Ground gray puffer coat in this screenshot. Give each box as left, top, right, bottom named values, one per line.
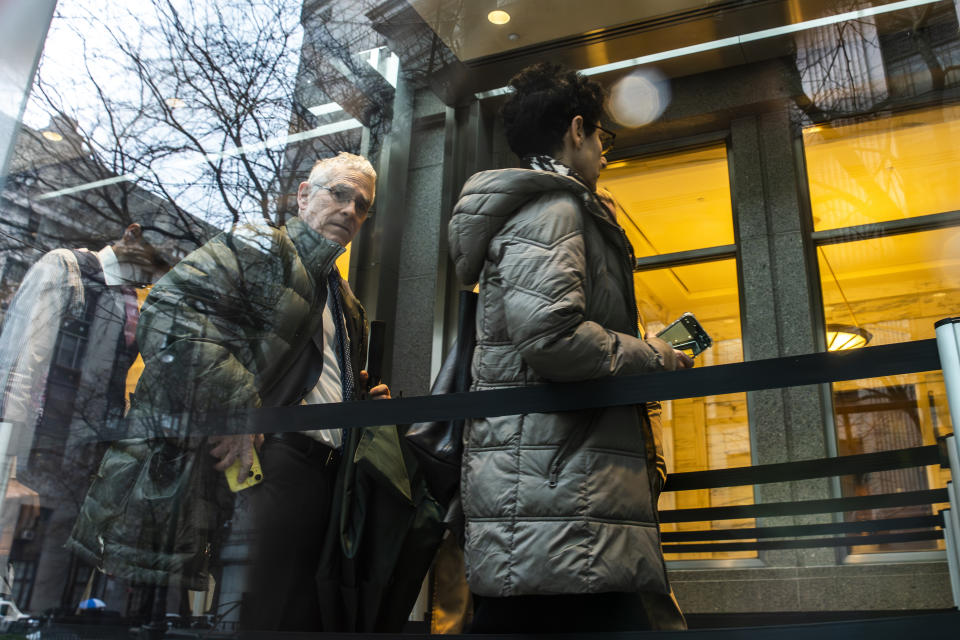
left=448, top=168, right=678, bottom=597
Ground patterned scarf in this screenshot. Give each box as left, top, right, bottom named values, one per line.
left=524, top=154, right=590, bottom=188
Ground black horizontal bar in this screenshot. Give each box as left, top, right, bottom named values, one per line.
left=658, top=489, right=948, bottom=523
left=663, top=445, right=941, bottom=492
left=662, top=529, right=944, bottom=553
left=221, top=338, right=940, bottom=438
left=634, top=243, right=737, bottom=270
left=812, top=209, right=960, bottom=246
left=660, top=514, right=944, bottom=542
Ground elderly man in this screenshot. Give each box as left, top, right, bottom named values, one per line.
left=70, top=152, right=388, bottom=632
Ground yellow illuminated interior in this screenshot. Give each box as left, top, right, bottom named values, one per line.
left=336, top=242, right=351, bottom=280
left=608, top=146, right=750, bottom=560
left=818, top=231, right=955, bottom=553
left=804, top=104, right=960, bottom=231
left=601, top=144, right=734, bottom=258
left=124, top=287, right=151, bottom=407
left=634, top=257, right=753, bottom=560
left=807, top=107, right=960, bottom=553
left=818, top=224, right=960, bottom=345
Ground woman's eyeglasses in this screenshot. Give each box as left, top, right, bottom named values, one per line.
left=596, top=125, right=616, bottom=156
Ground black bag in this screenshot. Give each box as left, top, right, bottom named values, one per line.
left=404, top=290, right=477, bottom=507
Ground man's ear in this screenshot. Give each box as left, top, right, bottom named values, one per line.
left=296, top=181, right=312, bottom=211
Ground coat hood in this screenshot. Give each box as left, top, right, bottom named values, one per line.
left=448, top=168, right=594, bottom=285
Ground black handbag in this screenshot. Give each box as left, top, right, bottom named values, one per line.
left=404, top=290, right=477, bottom=507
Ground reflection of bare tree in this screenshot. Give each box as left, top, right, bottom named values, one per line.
left=13, top=0, right=397, bottom=243
left=2, top=0, right=406, bottom=615
left=788, top=1, right=960, bottom=124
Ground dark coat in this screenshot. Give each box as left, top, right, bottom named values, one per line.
left=318, top=424, right=444, bottom=632
left=66, top=217, right=364, bottom=589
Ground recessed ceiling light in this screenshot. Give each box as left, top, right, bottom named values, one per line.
left=165, top=97, right=186, bottom=109
left=41, top=130, right=63, bottom=142
left=488, top=10, right=510, bottom=25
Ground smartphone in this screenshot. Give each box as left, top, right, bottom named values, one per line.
left=366, top=320, right=386, bottom=390
left=224, top=448, right=264, bottom=492
left=656, top=312, right=713, bottom=356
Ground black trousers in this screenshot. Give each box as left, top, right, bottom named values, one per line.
left=239, top=434, right=340, bottom=633
left=470, top=592, right=652, bottom=633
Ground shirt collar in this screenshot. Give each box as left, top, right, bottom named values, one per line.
left=96, top=246, right=123, bottom=286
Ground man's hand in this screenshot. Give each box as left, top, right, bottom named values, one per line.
left=358, top=370, right=391, bottom=399
left=209, top=433, right=264, bottom=484
left=674, top=349, right=695, bottom=369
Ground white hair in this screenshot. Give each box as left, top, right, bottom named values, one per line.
left=307, top=152, right=377, bottom=201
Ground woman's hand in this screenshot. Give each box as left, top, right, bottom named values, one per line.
left=674, top=350, right=695, bottom=369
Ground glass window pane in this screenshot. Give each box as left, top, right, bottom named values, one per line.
left=819, top=228, right=956, bottom=553
left=634, top=259, right=752, bottom=560
left=818, top=228, right=960, bottom=346
left=804, top=104, right=960, bottom=231
left=600, top=144, right=734, bottom=257
left=832, top=373, right=951, bottom=554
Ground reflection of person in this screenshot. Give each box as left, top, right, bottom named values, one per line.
left=0, top=223, right=167, bottom=482
left=448, top=62, right=692, bottom=633
left=127, top=152, right=388, bottom=632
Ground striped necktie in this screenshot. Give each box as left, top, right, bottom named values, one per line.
left=327, top=269, right=355, bottom=403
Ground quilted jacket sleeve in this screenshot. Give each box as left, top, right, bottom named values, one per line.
left=129, top=228, right=288, bottom=436
left=494, top=194, right=677, bottom=382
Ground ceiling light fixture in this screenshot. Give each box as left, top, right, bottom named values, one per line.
left=488, top=10, right=510, bottom=25
left=820, top=247, right=872, bottom=352
left=826, top=324, right=873, bottom=351
left=41, top=130, right=63, bottom=142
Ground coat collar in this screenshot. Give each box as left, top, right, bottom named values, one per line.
left=285, top=216, right=344, bottom=282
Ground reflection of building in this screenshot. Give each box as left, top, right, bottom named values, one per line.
left=0, top=116, right=216, bottom=615
left=4, top=0, right=960, bottom=627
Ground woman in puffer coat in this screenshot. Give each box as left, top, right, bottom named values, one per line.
left=447, top=63, right=693, bottom=632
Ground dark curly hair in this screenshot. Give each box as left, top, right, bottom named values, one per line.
left=501, top=62, right=607, bottom=159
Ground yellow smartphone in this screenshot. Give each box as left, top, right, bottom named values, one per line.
left=224, top=448, right=264, bottom=492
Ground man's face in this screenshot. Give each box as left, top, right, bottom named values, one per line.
left=297, top=167, right=375, bottom=247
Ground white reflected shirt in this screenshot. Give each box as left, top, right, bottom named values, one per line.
left=301, top=294, right=344, bottom=449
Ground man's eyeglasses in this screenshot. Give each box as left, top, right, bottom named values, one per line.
left=314, top=183, right=372, bottom=216
left=596, top=125, right=616, bottom=156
